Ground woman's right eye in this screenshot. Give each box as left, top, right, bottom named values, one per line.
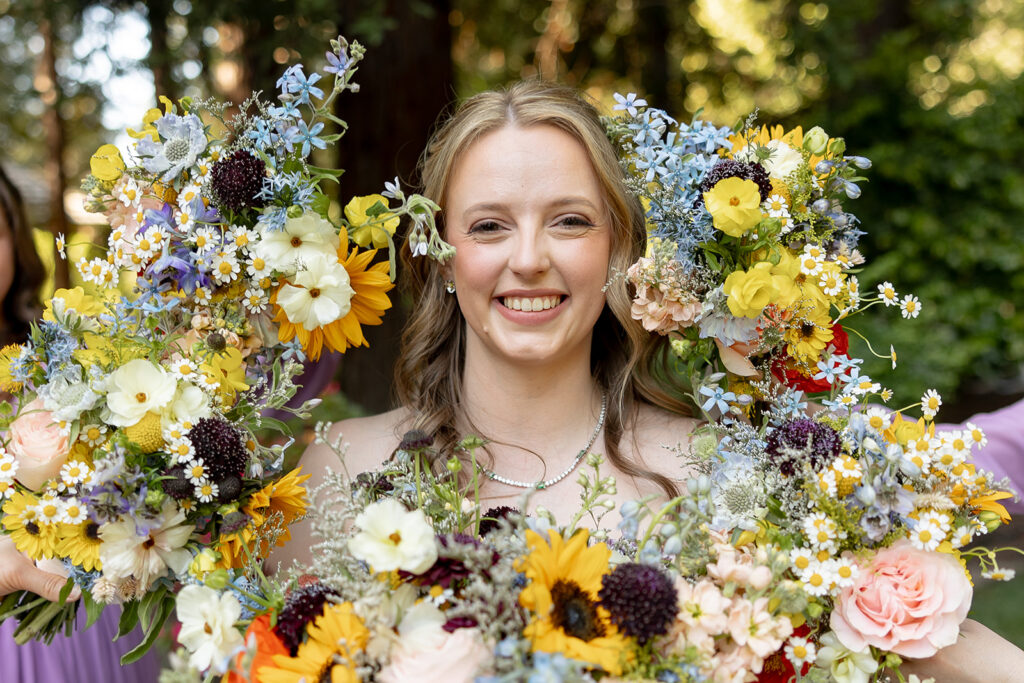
left=467, top=220, right=503, bottom=235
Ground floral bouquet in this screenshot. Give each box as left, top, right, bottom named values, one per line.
left=0, top=36, right=443, bottom=661
left=608, top=94, right=915, bottom=416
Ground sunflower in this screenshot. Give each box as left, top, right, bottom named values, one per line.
left=272, top=240, right=394, bottom=361
left=215, top=468, right=310, bottom=569
left=2, top=491, right=59, bottom=560
left=257, top=602, right=368, bottom=683
left=784, top=312, right=834, bottom=365
left=517, top=529, right=631, bottom=675
left=56, top=520, right=103, bottom=572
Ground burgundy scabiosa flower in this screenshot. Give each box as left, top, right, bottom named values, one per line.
left=478, top=505, right=520, bottom=536
left=210, top=149, right=267, bottom=212
left=274, top=582, right=340, bottom=655
left=765, top=418, right=841, bottom=476
left=188, top=417, right=248, bottom=484
left=598, top=562, right=678, bottom=643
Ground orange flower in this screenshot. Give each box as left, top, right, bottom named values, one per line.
left=225, top=614, right=288, bottom=683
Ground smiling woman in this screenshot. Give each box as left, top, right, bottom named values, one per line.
left=285, top=82, right=699, bottom=549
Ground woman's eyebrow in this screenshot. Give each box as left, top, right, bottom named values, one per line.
left=463, top=196, right=599, bottom=217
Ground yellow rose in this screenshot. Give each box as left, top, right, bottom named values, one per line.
left=724, top=261, right=776, bottom=318
left=344, top=194, right=399, bottom=249
left=90, top=144, right=125, bottom=182
left=703, top=177, right=762, bottom=238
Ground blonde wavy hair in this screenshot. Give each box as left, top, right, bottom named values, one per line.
left=394, top=81, right=690, bottom=496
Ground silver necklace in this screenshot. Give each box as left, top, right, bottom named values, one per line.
left=482, top=392, right=607, bottom=490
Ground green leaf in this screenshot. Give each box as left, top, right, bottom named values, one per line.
left=82, top=588, right=105, bottom=629
left=116, top=598, right=140, bottom=640
left=364, top=200, right=388, bottom=218
left=120, top=597, right=174, bottom=665
left=310, top=192, right=331, bottom=218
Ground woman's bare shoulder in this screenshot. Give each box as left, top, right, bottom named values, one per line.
left=299, top=407, right=413, bottom=482
left=631, top=402, right=702, bottom=479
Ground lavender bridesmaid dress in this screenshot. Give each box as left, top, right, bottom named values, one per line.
left=0, top=606, right=161, bottom=682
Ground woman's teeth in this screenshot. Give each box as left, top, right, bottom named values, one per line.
left=502, top=295, right=561, bottom=311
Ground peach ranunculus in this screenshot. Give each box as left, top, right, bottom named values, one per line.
left=830, top=540, right=972, bottom=658
left=7, top=398, right=71, bottom=490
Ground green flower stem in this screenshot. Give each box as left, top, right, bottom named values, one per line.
left=635, top=496, right=686, bottom=560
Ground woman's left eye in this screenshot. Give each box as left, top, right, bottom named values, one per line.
left=555, top=215, right=593, bottom=228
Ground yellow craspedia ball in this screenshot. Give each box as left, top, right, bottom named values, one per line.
left=124, top=412, right=165, bottom=453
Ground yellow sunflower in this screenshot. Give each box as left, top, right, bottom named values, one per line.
left=272, top=243, right=394, bottom=361
left=517, top=529, right=631, bottom=675
left=784, top=311, right=834, bottom=365
left=215, top=468, right=310, bottom=569
left=257, top=602, right=368, bottom=683
left=56, top=521, right=103, bottom=572
left=2, top=491, right=59, bottom=560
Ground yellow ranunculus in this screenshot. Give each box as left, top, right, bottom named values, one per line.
left=202, top=347, right=249, bottom=401
left=769, top=250, right=802, bottom=310
left=723, top=261, right=776, bottom=318
left=90, top=144, right=125, bottom=182
left=344, top=194, right=400, bottom=249
left=703, top=177, right=762, bottom=238
left=44, top=287, right=106, bottom=321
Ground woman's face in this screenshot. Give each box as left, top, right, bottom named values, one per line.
left=444, top=124, right=613, bottom=368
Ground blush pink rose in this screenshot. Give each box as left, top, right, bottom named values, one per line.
left=377, top=628, right=490, bottom=683
left=7, top=399, right=71, bottom=490
left=830, top=539, right=972, bottom=658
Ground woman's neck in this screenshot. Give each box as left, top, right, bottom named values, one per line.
left=459, top=340, right=602, bottom=462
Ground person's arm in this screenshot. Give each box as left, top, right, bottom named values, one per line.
left=898, top=618, right=1024, bottom=682
left=0, top=536, right=80, bottom=601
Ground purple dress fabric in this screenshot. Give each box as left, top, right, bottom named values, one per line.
left=939, top=398, right=1024, bottom=514
left=0, top=606, right=161, bottom=682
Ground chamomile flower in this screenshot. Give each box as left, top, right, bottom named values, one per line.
left=176, top=204, right=198, bottom=232
left=0, top=453, right=19, bottom=482
left=789, top=547, right=815, bottom=573
left=904, top=440, right=933, bottom=475
left=118, top=179, right=141, bottom=207
left=778, top=214, right=795, bottom=234
left=192, top=227, right=217, bottom=254
left=194, top=287, right=213, bottom=306
left=59, top=461, right=92, bottom=487
left=880, top=387, right=894, bottom=402
left=946, top=431, right=972, bottom=461
left=167, top=438, right=195, bottom=464
left=900, top=294, right=921, bottom=319
left=803, top=243, right=826, bottom=260
left=195, top=481, right=219, bottom=503
left=242, top=288, right=269, bottom=314
left=845, top=275, right=860, bottom=306
left=982, top=567, right=1016, bottom=581
left=60, top=498, right=88, bottom=525
left=36, top=496, right=63, bottom=526
left=246, top=255, right=270, bottom=279
left=133, top=231, right=160, bottom=260
left=211, top=250, right=241, bottom=285
left=804, top=512, right=841, bottom=552
left=81, top=258, right=110, bottom=285
left=863, top=406, right=890, bottom=433
left=228, top=225, right=256, bottom=251
left=764, top=194, right=789, bottom=215
left=921, top=389, right=942, bottom=420
left=784, top=636, right=817, bottom=669
left=837, top=393, right=859, bottom=410
left=171, top=358, right=199, bottom=381
left=799, top=253, right=824, bottom=277
left=177, top=183, right=203, bottom=208
left=951, top=525, right=975, bottom=549
left=819, top=269, right=844, bottom=296
left=163, top=422, right=191, bottom=442
left=817, top=469, right=839, bottom=497
left=877, top=281, right=899, bottom=306
left=965, top=422, right=987, bottom=449
left=79, top=423, right=108, bottom=447
left=185, top=459, right=209, bottom=485
left=848, top=375, right=880, bottom=395
left=799, top=560, right=834, bottom=597
left=55, top=233, right=67, bottom=260
left=831, top=556, right=859, bottom=590
left=909, top=517, right=945, bottom=551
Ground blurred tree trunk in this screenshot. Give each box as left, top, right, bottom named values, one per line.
left=337, top=0, right=454, bottom=412
left=37, top=16, right=70, bottom=290
left=636, top=0, right=669, bottom=109
left=146, top=0, right=178, bottom=101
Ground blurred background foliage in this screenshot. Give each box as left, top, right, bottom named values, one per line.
left=1, top=0, right=1021, bottom=416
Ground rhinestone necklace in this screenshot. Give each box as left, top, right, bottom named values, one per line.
left=482, top=392, right=607, bottom=490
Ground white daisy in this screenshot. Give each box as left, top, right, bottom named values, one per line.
left=167, top=438, right=195, bottom=464
left=192, top=226, right=218, bottom=254
left=819, top=269, right=843, bottom=296
left=799, top=253, right=824, bottom=277
left=194, top=481, right=219, bottom=503
left=118, top=179, right=141, bottom=207
left=177, top=183, right=203, bottom=208
left=55, top=233, right=67, bottom=260
left=900, top=294, right=921, bottom=319
left=60, top=460, right=92, bottom=487
left=246, top=254, right=271, bottom=279
left=799, top=560, right=834, bottom=597
left=789, top=546, right=815, bottom=574
left=185, top=459, right=208, bottom=485
left=242, top=287, right=269, bottom=314
left=228, top=225, right=256, bottom=251
left=211, top=250, right=241, bottom=285
left=877, top=281, right=899, bottom=306
left=60, top=498, right=88, bottom=525
left=951, top=524, right=975, bottom=549
left=965, top=422, right=988, bottom=449
left=176, top=204, right=198, bottom=233
left=79, top=423, right=108, bottom=447
left=982, top=568, right=1016, bottom=581
left=784, top=636, right=817, bottom=669
left=921, top=389, right=942, bottom=420
left=908, top=517, right=944, bottom=551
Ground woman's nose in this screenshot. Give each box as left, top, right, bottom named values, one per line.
left=508, top=228, right=551, bottom=276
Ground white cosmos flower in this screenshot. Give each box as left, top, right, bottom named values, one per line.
left=255, top=209, right=339, bottom=275
left=98, top=499, right=194, bottom=590
left=176, top=584, right=245, bottom=674
left=348, top=498, right=438, bottom=574
left=104, top=359, right=178, bottom=427
left=736, top=139, right=805, bottom=179
left=275, top=252, right=355, bottom=329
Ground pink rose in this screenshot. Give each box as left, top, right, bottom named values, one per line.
left=7, top=399, right=70, bottom=490
left=378, top=628, right=490, bottom=683
left=830, top=539, right=972, bottom=658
